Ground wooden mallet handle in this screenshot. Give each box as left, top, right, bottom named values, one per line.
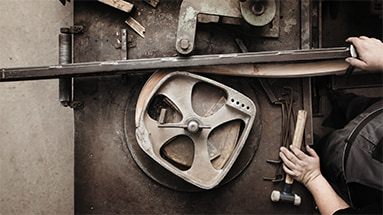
left=285, top=110, right=308, bottom=184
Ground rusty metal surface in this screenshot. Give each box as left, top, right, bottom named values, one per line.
left=74, top=74, right=314, bottom=214
left=73, top=0, right=302, bottom=60
left=175, top=0, right=242, bottom=54
left=176, top=0, right=281, bottom=54
left=73, top=0, right=315, bottom=214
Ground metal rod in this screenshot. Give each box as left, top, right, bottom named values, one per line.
left=300, top=0, right=314, bottom=146
left=59, top=33, right=72, bottom=107
left=1, top=47, right=351, bottom=82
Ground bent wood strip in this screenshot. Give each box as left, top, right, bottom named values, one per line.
left=135, top=60, right=350, bottom=127
left=188, top=59, right=349, bottom=78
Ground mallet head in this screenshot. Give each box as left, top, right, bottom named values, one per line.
left=271, top=190, right=301, bottom=206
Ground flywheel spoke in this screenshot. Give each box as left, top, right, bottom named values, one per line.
left=143, top=116, right=186, bottom=153
left=203, top=105, right=247, bottom=130
left=157, top=77, right=197, bottom=118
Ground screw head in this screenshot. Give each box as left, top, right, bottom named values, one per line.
left=180, top=39, right=189, bottom=50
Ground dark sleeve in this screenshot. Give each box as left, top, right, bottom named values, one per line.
left=334, top=201, right=382, bottom=215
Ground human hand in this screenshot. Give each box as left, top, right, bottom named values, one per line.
left=279, top=145, right=321, bottom=188
left=345, top=36, right=383, bottom=72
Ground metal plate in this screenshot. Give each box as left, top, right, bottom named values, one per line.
left=74, top=1, right=315, bottom=213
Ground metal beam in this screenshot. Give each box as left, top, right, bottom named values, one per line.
left=1, top=47, right=351, bottom=82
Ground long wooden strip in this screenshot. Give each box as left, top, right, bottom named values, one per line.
left=187, top=59, right=350, bottom=78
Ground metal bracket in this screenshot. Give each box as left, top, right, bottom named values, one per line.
left=59, top=25, right=84, bottom=108
left=176, top=0, right=280, bottom=55
left=176, top=0, right=242, bottom=55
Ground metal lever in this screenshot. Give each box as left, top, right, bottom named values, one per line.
left=1, top=46, right=353, bottom=82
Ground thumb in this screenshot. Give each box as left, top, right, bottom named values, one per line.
left=345, top=57, right=367, bottom=70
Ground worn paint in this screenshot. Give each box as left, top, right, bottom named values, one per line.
left=283, top=17, right=297, bottom=34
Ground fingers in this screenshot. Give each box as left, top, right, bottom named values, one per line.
left=346, top=36, right=381, bottom=51
left=359, top=36, right=370, bottom=40
left=345, top=36, right=383, bottom=71
left=345, top=36, right=358, bottom=44
left=280, top=145, right=306, bottom=164
left=282, top=164, right=296, bottom=177
left=279, top=147, right=297, bottom=169
left=345, top=36, right=371, bottom=51
left=346, top=36, right=366, bottom=47
left=289, top=145, right=308, bottom=160
left=346, top=36, right=371, bottom=44
left=345, top=57, right=367, bottom=69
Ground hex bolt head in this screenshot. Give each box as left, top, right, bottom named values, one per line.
left=180, top=39, right=190, bottom=50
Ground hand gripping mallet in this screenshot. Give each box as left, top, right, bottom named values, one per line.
left=270, top=110, right=308, bottom=206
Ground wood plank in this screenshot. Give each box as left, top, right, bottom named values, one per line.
left=187, top=59, right=349, bottom=78
left=98, top=0, right=134, bottom=13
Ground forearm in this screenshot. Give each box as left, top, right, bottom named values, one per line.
left=306, top=175, right=349, bottom=215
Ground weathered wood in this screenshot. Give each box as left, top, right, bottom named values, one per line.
left=98, top=0, right=134, bottom=13
left=125, top=17, right=145, bottom=38
left=187, top=59, right=349, bottom=78
left=285, top=110, right=307, bottom=184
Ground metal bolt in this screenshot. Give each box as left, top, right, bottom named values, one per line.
left=187, top=120, right=199, bottom=133
left=180, top=39, right=189, bottom=50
